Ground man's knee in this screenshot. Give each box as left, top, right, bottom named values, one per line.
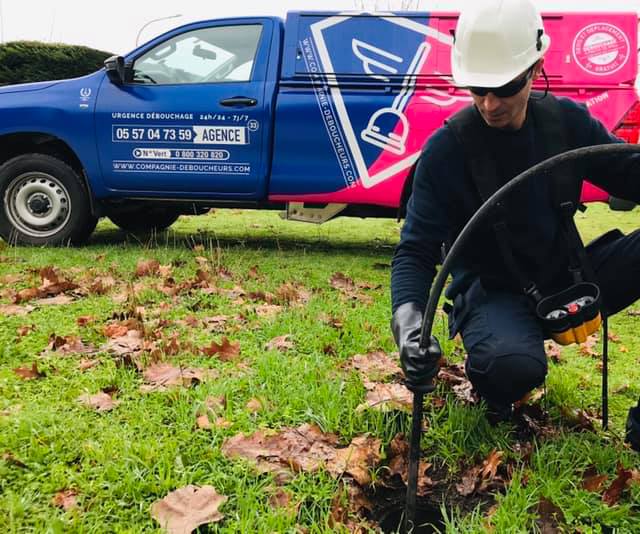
left=466, top=346, right=547, bottom=404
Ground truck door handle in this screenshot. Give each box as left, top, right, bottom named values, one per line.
left=219, top=97, right=257, bottom=107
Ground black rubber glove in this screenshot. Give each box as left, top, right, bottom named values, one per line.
left=391, top=302, right=441, bottom=392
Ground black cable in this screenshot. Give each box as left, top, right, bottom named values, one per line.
left=419, top=143, right=640, bottom=348
left=603, top=315, right=609, bottom=430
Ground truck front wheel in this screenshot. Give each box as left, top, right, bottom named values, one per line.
left=108, top=208, right=181, bottom=233
left=0, top=154, right=97, bottom=245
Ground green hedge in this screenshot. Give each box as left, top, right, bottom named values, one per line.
left=0, top=41, right=113, bottom=85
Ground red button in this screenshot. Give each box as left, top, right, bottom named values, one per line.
left=567, top=303, right=579, bottom=314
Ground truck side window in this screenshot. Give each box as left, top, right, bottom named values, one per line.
left=132, top=24, right=262, bottom=85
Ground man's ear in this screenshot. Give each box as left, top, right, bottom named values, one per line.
left=533, top=58, right=545, bottom=80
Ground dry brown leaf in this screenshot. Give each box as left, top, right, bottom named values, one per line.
left=12, top=287, right=40, bottom=304
left=0, top=304, right=34, bottom=316
left=561, top=407, right=600, bottom=432
left=331, top=436, right=381, bottom=485
left=329, top=482, right=376, bottom=533
left=579, top=335, right=600, bottom=357
left=456, top=465, right=482, bottom=496
left=135, top=259, right=160, bottom=277
left=349, top=351, right=401, bottom=381
left=88, top=276, right=116, bottom=295
left=536, top=497, right=565, bottom=533
left=202, top=315, right=229, bottom=332
left=13, top=362, right=44, bottom=380
left=2, top=451, right=27, bottom=468
left=246, top=398, right=263, bottom=413
left=46, top=334, right=96, bottom=356
left=456, top=449, right=505, bottom=496
left=385, top=433, right=433, bottom=496
left=254, top=304, right=283, bottom=318
left=215, top=417, right=232, bottom=429
left=0, top=273, right=23, bottom=285
left=265, top=335, right=294, bottom=352
left=481, top=449, right=504, bottom=480
left=78, top=359, right=101, bottom=372
left=201, top=337, right=240, bottom=361
left=582, top=470, right=608, bottom=493
left=607, top=331, right=621, bottom=342
left=269, top=488, right=296, bottom=510
left=453, top=380, right=479, bottom=405
left=33, top=294, right=75, bottom=306
left=52, top=489, right=78, bottom=511
left=141, top=363, right=217, bottom=392
left=104, top=323, right=130, bottom=338
left=76, top=315, right=96, bottom=327
left=602, top=463, right=634, bottom=506
left=101, top=330, right=144, bottom=356
left=545, top=341, right=564, bottom=363
left=16, top=324, right=35, bottom=337
left=437, top=361, right=467, bottom=385
left=275, top=282, right=311, bottom=306
left=328, top=272, right=373, bottom=303
left=247, top=265, right=260, bottom=279
left=357, top=382, right=412, bottom=412
left=205, top=395, right=226, bottom=413
left=613, top=383, right=630, bottom=394
left=329, top=272, right=356, bottom=292
left=196, top=414, right=211, bottom=430
left=151, top=485, right=227, bottom=534
left=78, top=391, right=119, bottom=412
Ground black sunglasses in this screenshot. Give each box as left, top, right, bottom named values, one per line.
left=469, top=65, right=535, bottom=98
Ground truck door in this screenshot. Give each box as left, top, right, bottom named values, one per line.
left=94, top=19, right=274, bottom=197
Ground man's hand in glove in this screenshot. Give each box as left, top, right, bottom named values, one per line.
left=391, top=302, right=442, bottom=392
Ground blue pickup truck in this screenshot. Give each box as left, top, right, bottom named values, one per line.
left=0, top=11, right=638, bottom=244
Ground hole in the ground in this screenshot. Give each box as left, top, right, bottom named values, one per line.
left=378, top=504, right=445, bottom=534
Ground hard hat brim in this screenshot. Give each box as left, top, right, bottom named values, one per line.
left=452, top=35, right=550, bottom=88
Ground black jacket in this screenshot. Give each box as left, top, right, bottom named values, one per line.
left=391, top=96, right=640, bottom=312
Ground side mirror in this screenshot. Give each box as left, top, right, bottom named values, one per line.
left=104, top=55, right=127, bottom=84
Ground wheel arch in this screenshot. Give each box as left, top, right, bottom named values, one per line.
left=0, top=132, right=98, bottom=215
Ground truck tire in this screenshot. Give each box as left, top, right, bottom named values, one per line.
left=108, top=208, right=181, bottom=233
left=0, top=154, right=97, bottom=245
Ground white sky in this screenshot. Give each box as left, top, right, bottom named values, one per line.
left=1, top=0, right=639, bottom=54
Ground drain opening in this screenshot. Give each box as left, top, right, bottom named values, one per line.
left=378, top=504, right=445, bottom=534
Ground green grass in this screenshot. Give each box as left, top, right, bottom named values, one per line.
left=0, top=204, right=639, bottom=533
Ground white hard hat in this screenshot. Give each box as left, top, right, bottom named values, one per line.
left=451, top=0, right=551, bottom=88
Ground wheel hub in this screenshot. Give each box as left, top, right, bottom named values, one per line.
left=27, top=193, right=52, bottom=215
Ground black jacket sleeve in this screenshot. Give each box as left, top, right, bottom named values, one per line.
left=565, top=99, right=640, bottom=203
left=391, top=129, right=454, bottom=313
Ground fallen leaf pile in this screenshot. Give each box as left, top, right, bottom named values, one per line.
left=222, top=423, right=381, bottom=485
left=10, top=266, right=78, bottom=304
left=329, top=272, right=379, bottom=304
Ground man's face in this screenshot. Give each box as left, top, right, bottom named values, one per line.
left=470, top=61, right=543, bottom=131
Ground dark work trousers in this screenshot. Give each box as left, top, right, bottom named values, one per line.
left=448, top=228, right=640, bottom=406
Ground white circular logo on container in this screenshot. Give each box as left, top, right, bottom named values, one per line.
left=573, top=23, right=630, bottom=76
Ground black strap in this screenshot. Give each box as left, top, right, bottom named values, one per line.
left=559, top=201, right=598, bottom=283
left=446, top=93, right=592, bottom=298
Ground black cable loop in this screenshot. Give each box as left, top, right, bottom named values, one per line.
left=418, top=143, right=640, bottom=348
